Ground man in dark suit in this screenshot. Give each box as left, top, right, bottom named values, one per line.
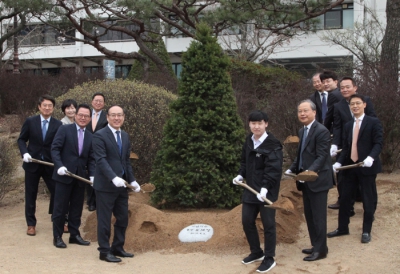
left=309, top=73, right=327, bottom=124
left=17, top=95, right=62, bottom=236
left=285, top=99, right=333, bottom=261
left=86, top=92, right=108, bottom=212
left=320, top=70, right=344, bottom=131
left=328, top=77, right=376, bottom=209
left=92, top=105, right=141, bottom=263
left=329, top=94, right=383, bottom=244
left=51, top=104, right=95, bottom=248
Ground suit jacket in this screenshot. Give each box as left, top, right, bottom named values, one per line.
left=323, top=87, right=343, bottom=131
left=51, top=124, right=95, bottom=185
left=92, top=126, right=135, bottom=192
left=17, top=115, right=62, bottom=173
left=337, top=115, right=383, bottom=175
left=309, top=91, right=323, bottom=124
left=332, top=96, right=376, bottom=148
left=86, top=110, right=108, bottom=133
left=290, top=121, right=333, bottom=192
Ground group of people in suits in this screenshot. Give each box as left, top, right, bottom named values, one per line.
left=17, top=93, right=140, bottom=263
left=233, top=71, right=383, bottom=273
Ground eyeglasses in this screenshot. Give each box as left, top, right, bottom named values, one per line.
left=108, top=113, right=124, bottom=118
left=76, top=113, right=90, bottom=119
left=93, top=100, right=104, bottom=103
left=350, top=101, right=363, bottom=106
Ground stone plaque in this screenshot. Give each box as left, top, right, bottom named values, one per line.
left=178, top=224, right=214, bottom=243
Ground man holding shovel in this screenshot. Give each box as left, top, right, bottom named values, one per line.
left=51, top=104, right=95, bottom=248
left=328, top=94, right=383, bottom=243
left=232, top=110, right=283, bottom=273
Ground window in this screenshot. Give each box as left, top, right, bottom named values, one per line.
left=11, top=25, right=75, bottom=46
left=171, top=63, right=182, bottom=78
left=115, top=65, right=132, bottom=79
left=315, top=4, right=354, bottom=30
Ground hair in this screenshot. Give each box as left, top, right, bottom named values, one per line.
left=298, top=99, right=316, bottom=111
left=61, top=99, right=78, bottom=114
left=319, top=70, right=338, bottom=81
left=248, top=110, right=269, bottom=122
left=349, top=94, right=365, bottom=103
left=312, top=72, right=321, bottom=79
left=92, top=92, right=105, bottom=102
left=107, top=105, right=125, bottom=115
left=340, top=76, right=357, bottom=87
left=76, top=103, right=92, bottom=117
left=38, top=94, right=55, bottom=107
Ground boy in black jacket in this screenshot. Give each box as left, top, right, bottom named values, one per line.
left=233, top=110, right=283, bottom=273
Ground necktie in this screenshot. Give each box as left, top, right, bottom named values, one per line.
left=78, top=128, right=84, bottom=155
left=299, top=126, right=308, bottom=169
left=351, top=119, right=360, bottom=162
left=321, top=93, right=327, bottom=121
left=42, top=120, right=48, bottom=141
left=92, top=112, right=99, bottom=131
left=116, top=131, right=122, bottom=156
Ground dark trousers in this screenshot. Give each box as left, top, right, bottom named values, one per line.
left=242, top=202, right=276, bottom=257
left=338, top=168, right=377, bottom=233
left=52, top=179, right=85, bottom=238
left=95, top=189, right=129, bottom=254
left=337, top=171, right=358, bottom=209
left=302, top=184, right=328, bottom=254
left=25, top=167, right=55, bottom=226
left=86, top=184, right=96, bottom=207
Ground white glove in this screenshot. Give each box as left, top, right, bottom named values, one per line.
left=57, top=166, right=68, bottom=176
left=23, top=153, right=32, bottom=163
left=233, top=175, right=243, bottom=185
left=362, top=156, right=374, bottom=167
left=284, top=169, right=293, bottom=175
left=130, top=181, right=141, bottom=193
left=112, top=177, right=126, bottom=188
left=332, top=162, right=342, bottom=173
left=90, top=176, right=94, bottom=186
left=257, top=188, right=268, bottom=202
left=330, top=145, right=338, bottom=157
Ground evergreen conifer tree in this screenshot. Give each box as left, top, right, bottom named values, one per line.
left=150, top=23, right=245, bottom=208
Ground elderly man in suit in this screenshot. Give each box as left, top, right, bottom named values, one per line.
left=51, top=104, right=96, bottom=248
left=328, top=77, right=376, bottom=210
left=285, top=99, right=333, bottom=261
left=309, top=73, right=328, bottom=124
left=329, top=94, right=383, bottom=244
left=17, top=95, right=62, bottom=236
left=86, top=92, right=108, bottom=212
left=92, top=105, right=141, bottom=263
left=320, top=70, right=344, bottom=131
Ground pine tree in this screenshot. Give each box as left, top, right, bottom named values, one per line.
left=150, top=23, right=245, bottom=208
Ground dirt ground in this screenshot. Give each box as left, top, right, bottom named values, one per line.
left=1, top=115, right=399, bottom=274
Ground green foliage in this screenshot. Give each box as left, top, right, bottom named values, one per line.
left=0, top=137, right=19, bottom=201
left=53, top=79, right=177, bottom=183
left=127, top=33, right=178, bottom=92
left=150, top=23, right=245, bottom=208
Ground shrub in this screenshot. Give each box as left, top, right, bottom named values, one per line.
left=0, top=137, right=19, bottom=201
left=53, top=79, right=177, bottom=183
left=150, top=23, right=245, bottom=208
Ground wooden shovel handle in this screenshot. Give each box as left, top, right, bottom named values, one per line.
left=234, top=180, right=273, bottom=205
left=336, top=162, right=364, bottom=171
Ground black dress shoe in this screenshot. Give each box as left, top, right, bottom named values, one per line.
left=88, top=205, right=96, bottom=211
left=99, top=252, right=121, bottom=263
left=303, top=252, right=327, bottom=261
left=361, top=233, right=371, bottom=243
left=302, top=248, right=313, bottom=255
left=112, top=250, right=134, bottom=258
left=327, top=229, right=349, bottom=238
left=328, top=201, right=340, bottom=209
left=54, top=237, right=67, bottom=248
left=69, top=235, right=90, bottom=246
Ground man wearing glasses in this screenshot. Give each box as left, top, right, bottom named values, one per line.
left=86, top=92, right=108, bottom=211
left=51, top=104, right=95, bottom=248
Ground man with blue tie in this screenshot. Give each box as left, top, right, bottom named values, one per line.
left=92, top=105, right=141, bottom=262
left=309, top=73, right=328, bottom=124
left=17, top=95, right=62, bottom=236
left=51, top=104, right=95, bottom=248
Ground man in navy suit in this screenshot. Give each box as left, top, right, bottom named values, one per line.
left=320, top=70, right=344, bottom=131
left=328, top=94, right=383, bottom=244
left=309, top=73, right=327, bottom=124
left=92, top=105, right=140, bottom=263
left=86, top=92, right=108, bottom=212
left=17, top=95, right=62, bottom=236
left=51, top=104, right=95, bottom=248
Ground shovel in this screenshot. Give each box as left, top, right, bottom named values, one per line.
left=234, top=180, right=290, bottom=211
left=335, top=162, right=364, bottom=171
